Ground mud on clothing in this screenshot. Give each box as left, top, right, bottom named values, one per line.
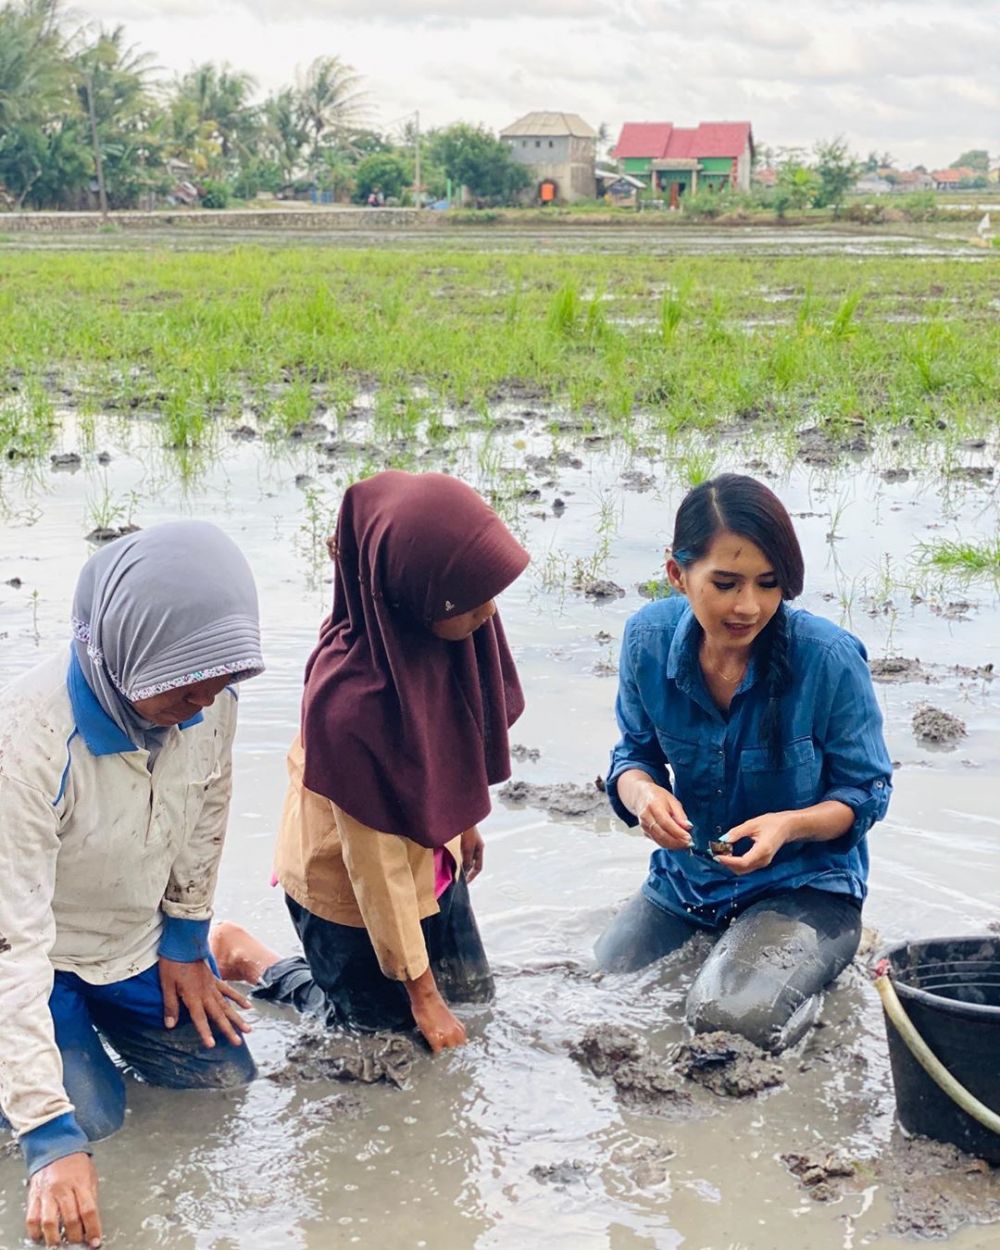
left=255, top=876, right=494, bottom=1032
left=274, top=737, right=466, bottom=983
left=0, top=650, right=246, bottom=1172
left=266, top=737, right=494, bottom=1027
left=606, top=598, right=893, bottom=923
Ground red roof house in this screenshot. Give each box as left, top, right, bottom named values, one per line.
left=612, top=121, right=755, bottom=197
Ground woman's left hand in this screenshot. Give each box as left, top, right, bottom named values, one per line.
left=713, top=812, right=794, bottom=876
left=158, top=957, right=252, bottom=1048
left=460, top=826, right=485, bottom=882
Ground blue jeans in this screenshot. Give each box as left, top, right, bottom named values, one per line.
left=2, top=963, right=256, bottom=1148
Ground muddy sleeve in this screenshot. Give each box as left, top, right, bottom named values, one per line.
left=161, top=697, right=237, bottom=952
left=0, top=773, right=82, bottom=1142
left=335, top=807, right=430, bottom=983
left=816, top=635, right=893, bottom=845
left=606, top=620, right=672, bottom=825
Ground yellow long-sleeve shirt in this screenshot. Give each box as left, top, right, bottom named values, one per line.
left=273, top=737, right=460, bottom=983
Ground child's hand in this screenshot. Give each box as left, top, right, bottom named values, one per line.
left=460, top=826, right=485, bottom=881
left=405, top=968, right=467, bottom=1052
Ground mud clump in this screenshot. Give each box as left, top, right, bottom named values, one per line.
left=575, top=577, right=626, bottom=602
left=671, top=1032, right=784, bottom=1097
left=946, top=465, right=994, bottom=483
left=881, top=467, right=911, bottom=483
left=570, top=1024, right=644, bottom=1077
left=499, top=778, right=607, bottom=818
left=620, top=468, right=655, bottom=492
left=781, top=1150, right=856, bottom=1202
left=611, top=1059, right=693, bottom=1113
left=509, top=744, right=541, bottom=763
left=272, top=1027, right=416, bottom=1089
left=86, top=523, right=141, bottom=545
left=608, top=1140, right=674, bottom=1188
left=796, top=421, right=870, bottom=466
left=870, top=655, right=930, bottom=684
left=529, top=1160, right=593, bottom=1186
left=912, top=703, right=967, bottom=746
left=230, top=424, right=257, bottom=441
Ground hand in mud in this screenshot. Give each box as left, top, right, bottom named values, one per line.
left=714, top=812, right=793, bottom=875
left=405, top=968, right=467, bottom=1053
left=461, top=826, right=484, bottom=882
left=634, top=783, right=693, bottom=851
left=26, top=1152, right=102, bottom=1248
left=158, top=956, right=252, bottom=1048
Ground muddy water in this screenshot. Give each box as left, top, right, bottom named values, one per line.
left=1, top=409, right=999, bottom=1249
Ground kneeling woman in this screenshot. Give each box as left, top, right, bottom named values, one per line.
left=596, top=474, right=892, bottom=1052
left=215, top=471, right=530, bottom=1053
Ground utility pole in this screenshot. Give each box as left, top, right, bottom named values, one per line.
left=414, top=109, right=421, bottom=210
left=84, top=72, right=109, bottom=221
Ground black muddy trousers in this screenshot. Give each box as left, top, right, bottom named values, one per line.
left=252, top=875, right=494, bottom=1032
left=594, top=887, right=862, bottom=1052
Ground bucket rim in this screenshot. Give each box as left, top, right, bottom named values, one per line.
left=880, top=935, right=1000, bottom=1024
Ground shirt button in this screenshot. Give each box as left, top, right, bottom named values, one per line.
left=715, top=825, right=723, bottom=834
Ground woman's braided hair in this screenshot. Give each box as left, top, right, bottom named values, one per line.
left=672, top=474, right=804, bottom=767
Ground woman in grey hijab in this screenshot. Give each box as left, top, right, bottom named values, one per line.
left=0, top=521, right=264, bottom=1250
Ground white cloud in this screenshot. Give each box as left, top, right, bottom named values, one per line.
left=65, top=1, right=1000, bottom=167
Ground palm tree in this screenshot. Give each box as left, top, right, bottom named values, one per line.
left=262, top=87, right=307, bottom=183
left=170, top=62, right=257, bottom=168
left=295, top=55, right=366, bottom=157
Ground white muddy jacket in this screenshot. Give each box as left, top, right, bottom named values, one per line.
left=0, top=649, right=237, bottom=1138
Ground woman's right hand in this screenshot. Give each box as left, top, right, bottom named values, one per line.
left=404, top=968, right=467, bottom=1052
left=631, top=780, right=693, bottom=851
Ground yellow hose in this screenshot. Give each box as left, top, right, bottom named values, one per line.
left=875, top=973, right=1000, bottom=1136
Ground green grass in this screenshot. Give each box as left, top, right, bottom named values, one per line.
left=0, top=245, right=997, bottom=460
left=919, top=538, right=1000, bottom=575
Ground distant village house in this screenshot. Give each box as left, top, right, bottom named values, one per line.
left=612, top=121, right=754, bottom=206
left=500, top=112, right=597, bottom=203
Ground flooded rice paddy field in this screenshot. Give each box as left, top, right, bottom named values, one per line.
left=1, top=237, right=999, bottom=1249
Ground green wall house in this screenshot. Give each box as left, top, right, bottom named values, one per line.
left=613, top=122, right=754, bottom=204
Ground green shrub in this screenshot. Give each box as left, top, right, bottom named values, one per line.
left=200, top=181, right=230, bottom=210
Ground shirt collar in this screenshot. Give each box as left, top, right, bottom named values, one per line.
left=664, top=601, right=764, bottom=699
left=67, top=649, right=203, bottom=757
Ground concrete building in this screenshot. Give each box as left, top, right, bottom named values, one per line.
left=500, top=112, right=598, bottom=202
left=612, top=121, right=754, bottom=205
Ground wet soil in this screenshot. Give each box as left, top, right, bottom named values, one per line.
left=671, top=1032, right=785, bottom=1097
left=299, top=1089, right=369, bottom=1122
left=913, top=703, right=968, bottom=746
left=571, top=1024, right=782, bottom=1113
left=871, top=655, right=933, bottom=683
left=782, top=1134, right=1000, bottom=1238
left=269, top=1026, right=417, bottom=1088
left=499, top=778, right=608, bottom=818
left=529, top=1160, right=594, bottom=1186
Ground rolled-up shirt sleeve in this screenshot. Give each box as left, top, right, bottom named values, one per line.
left=817, top=635, right=893, bottom=845
left=606, top=620, right=672, bottom=826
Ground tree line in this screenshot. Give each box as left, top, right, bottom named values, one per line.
left=0, top=0, right=530, bottom=210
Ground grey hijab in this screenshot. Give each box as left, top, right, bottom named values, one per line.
left=71, top=521, right=264, bottom=753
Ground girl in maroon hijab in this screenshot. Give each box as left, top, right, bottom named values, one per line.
left=213, top=471, right=530, bottom=1051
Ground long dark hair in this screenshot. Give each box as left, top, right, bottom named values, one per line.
left=672, top=474, right=804, bottom=765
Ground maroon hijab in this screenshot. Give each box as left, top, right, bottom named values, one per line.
left=301, top=471, right=530, bottom=847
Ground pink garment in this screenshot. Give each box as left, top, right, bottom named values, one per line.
left=433, top=847, right=455, bottom=899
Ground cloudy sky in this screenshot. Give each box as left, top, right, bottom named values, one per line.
left=76, top=0, right=997, bottom=167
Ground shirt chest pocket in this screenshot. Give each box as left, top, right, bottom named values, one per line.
left=738, top=736, right=820, bottom=815
left=656, top=731, right=712, bottom=802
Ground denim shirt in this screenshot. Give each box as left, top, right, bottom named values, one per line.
left=607, top=597, right=892, bottom=926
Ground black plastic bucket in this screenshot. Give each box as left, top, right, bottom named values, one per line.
left=880, top=936, right=1000, bottom=1162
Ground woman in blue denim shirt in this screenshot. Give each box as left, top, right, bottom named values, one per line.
left=597, top=474, right=892, bottom=1051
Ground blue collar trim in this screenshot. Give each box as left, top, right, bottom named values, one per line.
left=67, top=649, right=203, bottom=756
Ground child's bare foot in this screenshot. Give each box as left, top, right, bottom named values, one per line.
left=210, top=920, right=280, bottom=985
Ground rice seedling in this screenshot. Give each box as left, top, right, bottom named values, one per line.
left=918, top=537, right=1000, bottom=576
